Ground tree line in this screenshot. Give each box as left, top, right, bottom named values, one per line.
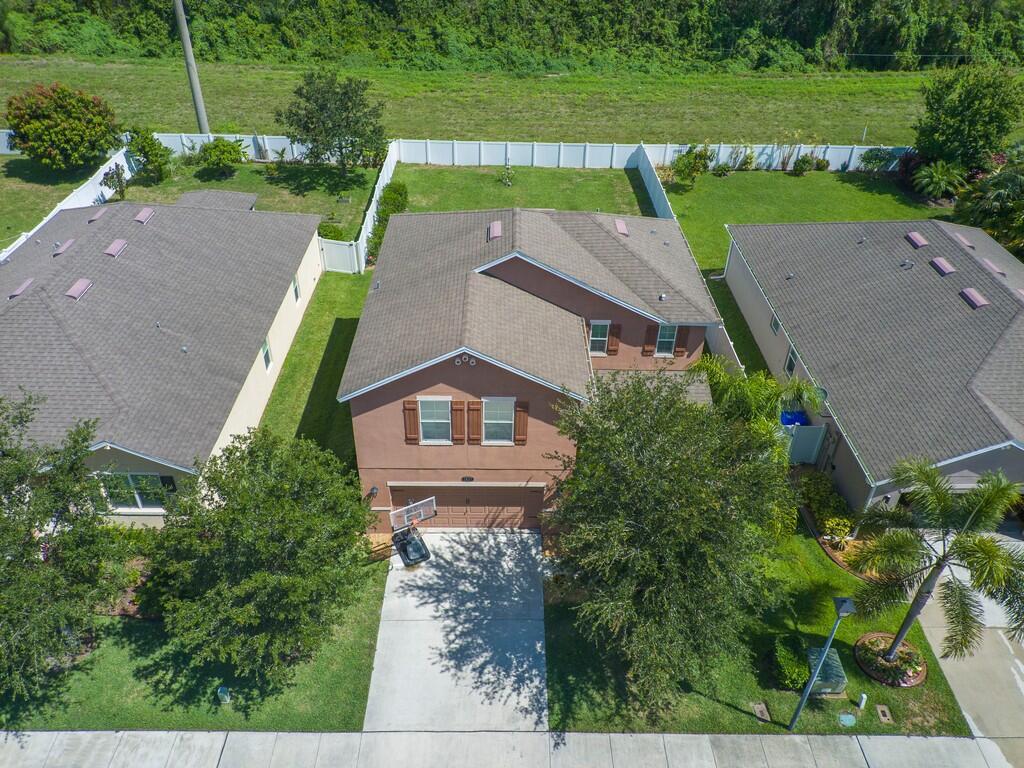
left=2, top=0, right=1024, bottom=72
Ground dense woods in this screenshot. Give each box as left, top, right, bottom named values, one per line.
left=2, top=0, right=1024, bottom=72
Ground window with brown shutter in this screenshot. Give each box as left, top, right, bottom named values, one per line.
left=641, top=324, right=659, bottom=356
left=451, top=400, right=466, bottom=444
left=403, top=400, right=419, bottom=444
left=467, top=400, right=483, bottom=444
left=674, top=327, right=688, bottom=358
left=607, top=324, right=621, bottom=356
left=514, top=401, right=529, bottom=445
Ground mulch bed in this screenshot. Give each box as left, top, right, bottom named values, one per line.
left=854, top=632, right=928, bottom=688
left=799, top=506, right=868, bottom=581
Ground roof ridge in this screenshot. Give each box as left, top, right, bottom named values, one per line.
left=968, top=309, right=1024, bottom=441
left=928, top=220, right=1024, bottom=304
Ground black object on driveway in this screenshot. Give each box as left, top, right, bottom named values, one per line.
left=392, top=525, right=431, bottom=566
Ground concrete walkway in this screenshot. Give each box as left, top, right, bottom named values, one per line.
left=0, top=730, right=1013, bottom=767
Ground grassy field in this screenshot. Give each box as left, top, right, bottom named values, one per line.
left=672, top=171, right=943, bottom=370
left=125, top=161, right=376, bottom=240
left=546, top=524, right=969, bottom=736
left=0, top=56, right=934, bottom=144
left=2, top=561, right=387, bottom=731
left=393, top=164, right=650, bottom=214
left=0, top=155, right=93, bottom=245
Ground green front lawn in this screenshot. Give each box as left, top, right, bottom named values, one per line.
left=261, top=272, right=374, bottom=463
left=671, top=172, right=942, bottom=371
left=123, top=162, right=376, bottom=240
left=393, top=164, right=652, bottom=215
left=546, top=525, right=968, bottom=736
left=2, top=561, right=386, bottom=731
left=0, top=155, right=93, bottom=246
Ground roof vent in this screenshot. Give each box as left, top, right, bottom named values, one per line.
left=960, top=288, right=990, bottom=309
left=953, top=232, right=974, bottom=249
left=52, top=238, right=75, bottom=257
left=658, top=293, right=667, bottom=301
left=8, top=278, right=32, bottom=299
left=982, top=258, right=1007, bottom=277
left=134, top=207, right=155, bottom=224
left=786, top=272, right=795, bottom=280
left=487, top=220, right=502, bottom=241
left=906, top=231, right=929, bottom=249
left=65, top=278, right=93, bottom=301
left=104, top=239, right=127, bottom=258
left=899, top=259, right=914, bottom=270
left=929, top=257, right=955, bottom=276
left=88, top=208, right=107, bottom=223
left=615, top=218, right=629, bottom=236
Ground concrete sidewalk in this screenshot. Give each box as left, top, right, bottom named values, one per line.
left=0, top=731, right=1013, bottom=768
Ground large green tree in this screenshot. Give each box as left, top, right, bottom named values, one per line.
left=0, top=395, right=114, bottom=701
left=955, top=163, right=1024, bottom=255
left=147, top=427, right=374, bottom=687
left=277, top=70, right=386, bottom=172
left=546, top=370, right=795, bottom=707
left=850, top=460, right=1023, bottom=660
left=914, top=66, right=1024, bottom=169
left=5, top=83, right=121, bottom=170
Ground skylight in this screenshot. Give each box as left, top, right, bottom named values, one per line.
left=960, top=288, right=990, bottom=310
left=52, top=238, right=75, bottom=257
left=929, top=257, right=956, bottom=276
left=88, top=208, right=107, bottom=223
left=615, top=218, right=629, bottom=236
left=8, top=278, right=32, bottom=300
left=104, top=239, right=127, bottom=257
left=982, top=258, right=1007, bottom=277
left=134, top=207, right=155, bottom=224
left=906, top=231, right=929, bottom=249
left=65, top=278, right=93, bottom=301
left=487, top=220, right=502, bottom=241
left=953, top=232, right=974, bottom=249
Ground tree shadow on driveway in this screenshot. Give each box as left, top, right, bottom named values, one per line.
left=393, top=531, right=549, bottom=730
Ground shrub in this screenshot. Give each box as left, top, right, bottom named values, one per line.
left=913, top=160, right=966, bottom=199
left=671, top=144, right=713, bottom=188
left=500, top=165, right=515, bottom=187
left=196, top=137, right=246, bottom=178
left=774, top=634, right=809, bottom=691
left=813, top=156, right=830, bottom=171
left=860, top=147, right=896, bottom=174
left=800, top=471, right=854, bottom=547
left=656, top=165, right=675, bottom=185
left=317, top=222, right=348, bottom=240
left=792, top=154, right=815, bottom=176
left=955, top=164, right=1024, bottom=255
left=5, top=82, right=121, bottom=170
left=711, top=162, right=731, bottom=177
left=366, top=180, right=409, bottom=264
left=101, top=162, right=127, bottom=200
left=126, top=127, right=172, bottom=183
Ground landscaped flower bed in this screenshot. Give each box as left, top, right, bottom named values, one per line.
left=854, top=632, right=927, bottom=688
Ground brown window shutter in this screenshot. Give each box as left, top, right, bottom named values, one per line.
left=467, top=400, right=482, bottom=444
left=673, top=327, right=687, bottom=357
left=514, top=401, right=529, bottom=445
left=403, top=400, right=419, bottom=444
left=607, top=324, right=621, bottom=356
left=641, top=324, right=658, bottom=356
left=451, top=400, right=466, bottom=444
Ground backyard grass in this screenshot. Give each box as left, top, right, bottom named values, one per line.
left=671, top=171, right=943, bottom=370
left=0, top=56, right=938, bottom=144
left=0, top=155, right=93, bottom=245
left=124, top=161, right=376, bottom=240
left=261, top=272, right=374, bottom=464
left=546, top=524, right=969, bottom=736
left=393, top=164, right=651, bottom=215
left=1, top=561, right=387, bottom=731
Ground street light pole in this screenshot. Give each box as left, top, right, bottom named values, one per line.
left=172, top=0, right=210, bottom=134
left=788, top=596, right=855, bottom=732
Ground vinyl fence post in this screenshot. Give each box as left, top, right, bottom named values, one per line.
left=531, top=142, right=536, bottom=167
left=558, top=142, right=563, bottom=168
left=451, top=138, right=456, bottom=166
left=505, top=141, right=510, bottom=166
left=584, top=142, right=589, bottom=169
left=611, top=142, right=616, bottom=168
left=663, top=144, right=670, bottom=166
left=824, top=144, right=831, bottom=170
left=849, top=145, right=858, bottom=172
left=426, top=140, right=431, bottom=165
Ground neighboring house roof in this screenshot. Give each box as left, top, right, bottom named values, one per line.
left=0, top=199, right=319, bottom=469
left=175, top=190, right=258, bottom=210
left=595, top=369, right=713, bottom=405
left=728, top=219, right=1024, bottom=483
left=338, top=209, right=718, bottom=401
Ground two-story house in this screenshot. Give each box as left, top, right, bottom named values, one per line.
left=337, top=208, right=723, bottom=530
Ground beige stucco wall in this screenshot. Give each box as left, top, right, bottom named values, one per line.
left=85, top=445, right=194, bottom=528
left=212, top=233, right=322, bottom=454
left=349, top=355, right=575, bottom=527
left=486, top=257, right=705, bottom=370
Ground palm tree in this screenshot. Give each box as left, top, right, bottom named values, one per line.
left=913, top=160, right=966, bottom=199
left=849, top=459, right=1023, bottom=661
left=693, top=355, right=822, bottom=426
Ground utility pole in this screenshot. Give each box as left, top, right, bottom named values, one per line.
left=172, top=0, right=210, bottom=134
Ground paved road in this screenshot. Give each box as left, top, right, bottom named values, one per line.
left=0, top=730, right=1014, bottom=768
left=362, top=530, right=548, bottom=732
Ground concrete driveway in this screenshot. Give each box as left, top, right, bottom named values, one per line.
left=362, top=530, right=548, bottom=732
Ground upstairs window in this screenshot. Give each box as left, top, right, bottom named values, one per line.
left=589, top=321, right=610, bottom=354
left=655, top=324, right=677, bottom=356
left=770, top=314, right=781, bottom=335
left=785, top=346, right=798, bottom=377
left=292, top=276, right=301, bottom=302
left=419, top=398, right=452, bottom=443
left=483, top=397, right=515, bottom=444
left=261, top=340, right=272, bottom=370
